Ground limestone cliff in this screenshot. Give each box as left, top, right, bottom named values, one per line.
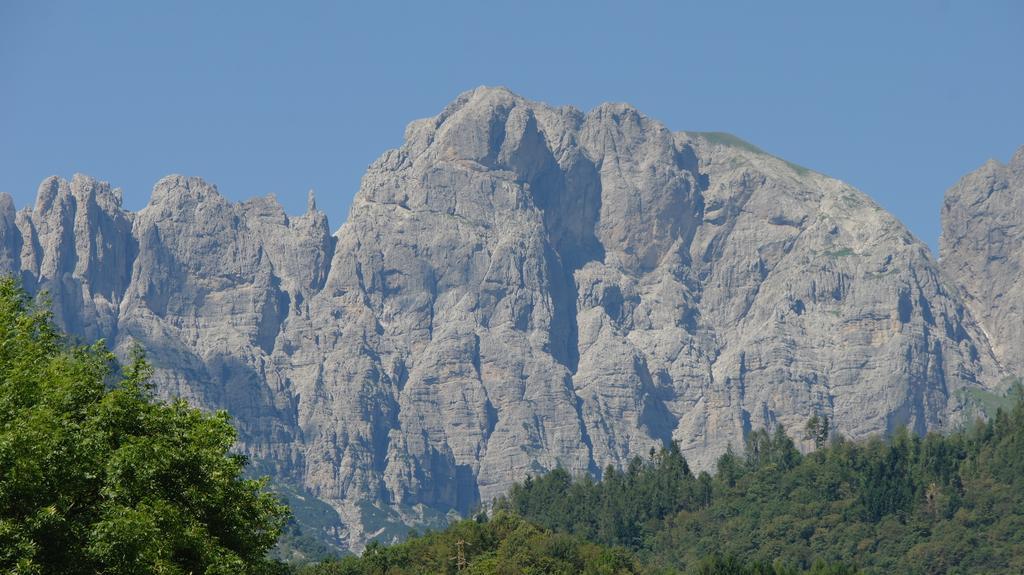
left=940, top=146, right=1024, bottom=381
left=1, top=88, right=1010, bottom=550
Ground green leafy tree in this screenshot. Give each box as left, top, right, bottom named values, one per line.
left=0, top=279, right=288, bottom=574
left=299, top=511, right=643, bottom=575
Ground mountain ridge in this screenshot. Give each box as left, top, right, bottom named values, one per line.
left=0, top=87, right=1017, bottom=551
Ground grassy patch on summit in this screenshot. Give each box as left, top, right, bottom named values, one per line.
left=693, top=131, right=814, bottom=176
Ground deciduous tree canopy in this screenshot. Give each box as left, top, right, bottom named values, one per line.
left=0, top=279, right=288, bottom=574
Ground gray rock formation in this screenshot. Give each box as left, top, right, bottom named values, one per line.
left=940, top=146, right=1024, bottom=380
left=0, top=88, right=1011, bottom=551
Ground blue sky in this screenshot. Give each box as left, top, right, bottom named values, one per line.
left=1, top=1, right=1021, bottom=250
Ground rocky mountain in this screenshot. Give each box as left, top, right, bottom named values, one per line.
left=1, top=87, right=1015, bottom=551
left=940, top=146, right=1024, bottom=381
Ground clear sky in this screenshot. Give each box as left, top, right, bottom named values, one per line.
left=2, top=1, right=1021, bottom=250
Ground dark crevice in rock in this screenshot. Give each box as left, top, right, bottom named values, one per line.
left=637, top=358, right=679, bottom=448
left=898, top=289, right=913, bottom=324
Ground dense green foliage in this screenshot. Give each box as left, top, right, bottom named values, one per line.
left=297, top=512, right=854, bottom=575
left=300, top=512, right=640, bottom=575
left=0, top=279, right=289, bottom=574
left=502, top=396, right=1024, bottom=574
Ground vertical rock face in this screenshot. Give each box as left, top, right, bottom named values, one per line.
left=940, top=146, right=1024, bottom=380
left=14, top=174, right=135, bottom=343
left=116, top=175, right=335, bottom=471
left=1, top=87, right=1013, bottom=550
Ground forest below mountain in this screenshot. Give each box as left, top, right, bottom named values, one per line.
left=301, top=385, right=1024, bottom=574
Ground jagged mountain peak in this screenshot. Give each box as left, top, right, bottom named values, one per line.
left=32, top=173, right=123, bottom=215
left=941, top=145, right=1024, bottom=379
left=0, top=193, right=16, bottom=216
left=0, top=91, right=1012, bottom=552
left=1010, top=144, right=1024, bottom=174
left=147, top=174, right=225, bottom=207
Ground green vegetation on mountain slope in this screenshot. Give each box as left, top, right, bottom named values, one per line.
left=300, top=388, right=1024, bottom=573
left=0, top=278, right=289, bottom=574
left=499, top=395, right=1024, bottom=574
left=298, top=511, right=856, bottom=575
